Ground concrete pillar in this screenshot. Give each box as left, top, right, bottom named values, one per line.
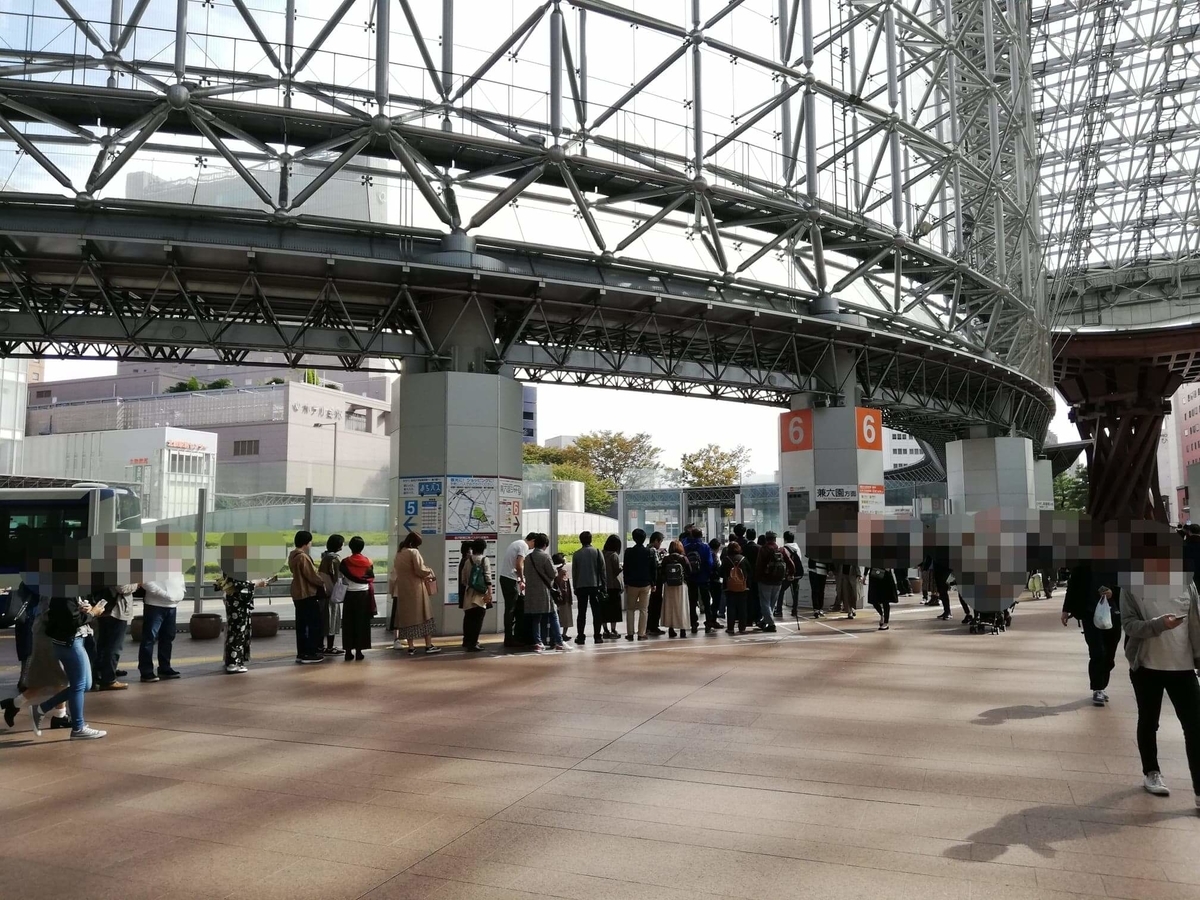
left=946, top=436, right=1036, bottom=514
left=393, top=371, right=524, bottom=637
left=1034, top=459, right=1054, bottom=510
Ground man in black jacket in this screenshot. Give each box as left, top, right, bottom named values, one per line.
left=622, top=529, right=658, bottom=641
left=1062, top=561, right=1122, bottom=707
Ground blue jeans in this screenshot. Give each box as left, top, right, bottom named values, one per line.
left=759, top=584, right=781, bottom=628
left=525, top=611, right=561, bottom=647
left=139, top=605, right=177, bottom=677
left=41, top=637, right=90, bottom=730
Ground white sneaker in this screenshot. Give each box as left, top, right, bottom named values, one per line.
left=1100, top=690, right=1109, bottom=703
left=1144, top=772, right=1170, bottom=796
left=236, top=665, right=248, bottom=673
left=225, top=664, right=240, bottom=674
left=392, top=639, right=403, bottom=650
left=29, top=705, right=44, bottom=736
left=70, top=726, right=106, bottom=740
left=1093, top=691, right=1105, bottom=707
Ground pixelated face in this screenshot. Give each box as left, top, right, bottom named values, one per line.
left=218, top=532, right=280, bottom=581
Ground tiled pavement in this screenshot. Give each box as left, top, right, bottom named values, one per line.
left=2, top=599, right=1198, bottom=900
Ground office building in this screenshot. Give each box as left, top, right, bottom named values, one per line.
left=23, top=427, right=217, bottom=521
left=28, top=379, right=389, bottom=500
left=883, top=429, right=924, bottom=471
left=522, top=385, right=537, bottom=444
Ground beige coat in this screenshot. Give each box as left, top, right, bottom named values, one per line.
left=390, top=547, right=434, bottom=629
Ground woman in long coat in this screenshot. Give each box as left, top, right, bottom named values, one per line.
left=660, top=540, right=691, bottom=638
left=389, top=532, right=440, bottom=655
left=867, top=567, right=898, bottom=631
left=523, top=534, right=565, bottom=651
left=602, top=534, right=624, bottom=638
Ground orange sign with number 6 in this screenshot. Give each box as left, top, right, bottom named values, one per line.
left=780, top=409, right=813, bottom=452
left=855, top=408, right=882, bottom=451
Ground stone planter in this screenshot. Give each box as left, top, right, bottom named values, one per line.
left=250, top=610, right=279, bottom=638
left=129, top=615, right=143, bottom=642
left=190, top=612, right=223, bottom=640
left=909, top=577, right=922, bottom=595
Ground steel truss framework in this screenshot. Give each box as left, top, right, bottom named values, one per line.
left=1035, top=0, right=1200, bottom=330
left=0, top=0, right=1051, bottom=445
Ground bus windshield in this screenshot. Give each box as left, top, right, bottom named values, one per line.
left=116, top=490, right=142, bottom=531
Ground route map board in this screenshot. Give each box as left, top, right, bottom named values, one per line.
left=445, top=476, right=499, bottom=537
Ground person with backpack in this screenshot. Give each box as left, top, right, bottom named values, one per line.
left=317, top=534, right=345, bottom=657
left=780, top=531, right=804, bottom=617
left=722, top=541, right=752, bottom=633
left=754, top=532, right=795, bottom=632
left=807, top=558, right=828, bottom=618
left=682, top=528, right=716, bottom=635
left=571, top=531, right=607, bottom=645
left=459, top=539, right=492, bottom=653
left=660, top=540, right=691, bottom=638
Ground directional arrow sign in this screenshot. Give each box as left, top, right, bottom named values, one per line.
left=403, top=516, right=417, bottom=532
left=403, top=500, right=418, bottom=533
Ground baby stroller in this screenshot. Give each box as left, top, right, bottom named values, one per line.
left=961, top=580, right=1017, bottom=634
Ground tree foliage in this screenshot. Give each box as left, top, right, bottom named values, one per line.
left=165, top=376, right=236, bottom=393
left=1053, top=465, right=1089, bottom=511
left=303, top=368, right=320, bottom=385
left=522, top=443, right=573, bottom=466
left=679, top=444, right=753, bottom=487
left=569, top=431, right=661, bottom=487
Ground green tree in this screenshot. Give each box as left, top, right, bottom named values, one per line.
left=569, top=431, right=661, bottom=487
left=1053, top=465, right=1089, bottom=511
left=679, top=444, right=753, bottom=487
left=165, top=375, right=202, bottom=393
left=205, top=378, right=233, bottom=390
left=550, top=462, right=616, bottom=515
left=522, top=443, right=573, bottom=466
left=264, top=377, right=286, bottom=385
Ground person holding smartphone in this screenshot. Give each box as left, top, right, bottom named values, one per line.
left=32, top=593, right=107, bottom=739
left=1122, top=536, right=1200, bottom=802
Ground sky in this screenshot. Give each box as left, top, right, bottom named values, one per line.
left=43, top=358, right=1079, bottom=477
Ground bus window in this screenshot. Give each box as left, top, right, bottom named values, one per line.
left=116, top=490, right=142, bottom=531
left=0, top=501, right=89, bottom=574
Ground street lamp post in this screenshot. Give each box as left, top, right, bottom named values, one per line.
left=314, top=422, right=337, bottom=502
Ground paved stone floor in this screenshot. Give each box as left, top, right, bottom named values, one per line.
left=2, top=598, right=1199, bottom=900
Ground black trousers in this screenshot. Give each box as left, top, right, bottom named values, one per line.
left=785, top=579, right=800, bottom=613
left=724, top=591, right=749, bottom=631
left=808, top=572, right=826, bottom=611
left=1082, top=615, right=1122, bottom=691
left=647, top=583, right=663, bottom=631
left=935, top=571, right=952, bottom=616
left=93, top=616, right=127, bottom=685
left=1130, top=667, right=1200, bottom=792
left=687, top=581, right=713, bottom=631
left=894, top=569, right=909, bottom=594
left=870, top=601, right=891, bottom=624
left=462, top=606, right=486, bottom=648
left=575, top=587, right=603, bottom=638
left=501, top=577, right=526, bottom=646
left=293, top=597, right=323, bottom=658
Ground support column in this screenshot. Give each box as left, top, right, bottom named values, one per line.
left=1058, top=364, right=1181, bottom=522
left=946, top=437, right=1036, bottom=514
left=394, top=280, right=522, bottom=638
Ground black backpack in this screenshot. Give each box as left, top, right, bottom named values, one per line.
left=663, top=559, right=686, bottom=587
left=764, top=547, right=787, bottom=581
left=685, top=546, right=703, bottom=580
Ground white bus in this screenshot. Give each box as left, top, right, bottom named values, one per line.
left=0, top=484, right=142, bottom=584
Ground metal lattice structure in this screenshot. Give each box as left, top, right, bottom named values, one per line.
left=1036, top=0, right=1200, bottom=331
left=0, top=0, right=1053, bottom=446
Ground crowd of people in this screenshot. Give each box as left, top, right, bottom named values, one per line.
left=485, top=524, right=942, bottom=651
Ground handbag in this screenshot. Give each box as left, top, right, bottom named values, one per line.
left=330, top=577, right=348, bottom=605
left=534, top=563, right=562, bottom=606
left=425, top=575, right=438, bottom=596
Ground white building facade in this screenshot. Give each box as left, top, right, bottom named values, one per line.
left=23, top=426, right=218, bottom=521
